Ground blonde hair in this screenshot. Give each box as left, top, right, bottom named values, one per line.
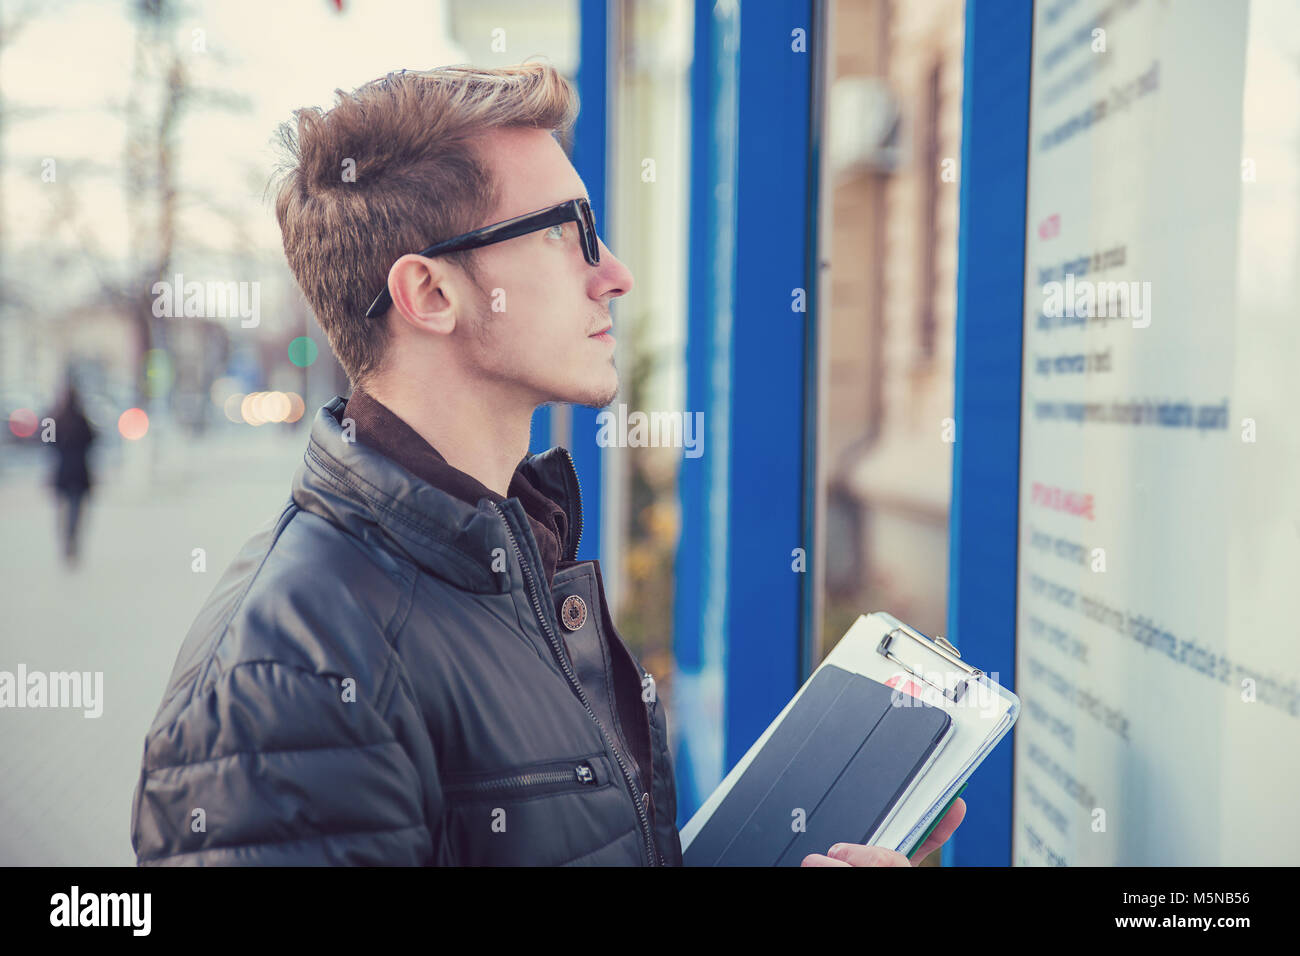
left=272, top=62, right=579, bottom=388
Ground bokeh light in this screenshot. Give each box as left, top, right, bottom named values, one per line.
left=118, top=407, right=149, bottom=440
left=8, top=407, right=38, bottom=438
left=287, top=337, right=318, bottom=368
left=223, top=393, right=245, bottom=423
left=241, top=392, right=265, bottom=426
left=262, top=391, right=291, bottom=423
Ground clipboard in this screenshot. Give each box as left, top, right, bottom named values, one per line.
left=679, top=611, right=1019, bottom=863
left=860, top=612, right=1019, bottom=855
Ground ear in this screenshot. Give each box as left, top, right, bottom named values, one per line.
left=387, top=253, right=459, bottom=335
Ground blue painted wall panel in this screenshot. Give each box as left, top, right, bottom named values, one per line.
left=946, top=0, right=1032, bottom=867
left=724, top=0, right=814, bottom=769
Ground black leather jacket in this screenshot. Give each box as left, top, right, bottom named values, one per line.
left=130, top=397, right=682, bottom=866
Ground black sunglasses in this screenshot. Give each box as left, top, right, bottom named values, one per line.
left=364, top=197, right=600, bottom=318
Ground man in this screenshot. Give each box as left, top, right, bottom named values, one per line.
left=130, top=63, right=963, bottom=866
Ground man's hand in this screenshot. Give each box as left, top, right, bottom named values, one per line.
left=799, top=797, right=966, bottom=867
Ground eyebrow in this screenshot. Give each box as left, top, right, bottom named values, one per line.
left=538, top=191, right=588, bottom=209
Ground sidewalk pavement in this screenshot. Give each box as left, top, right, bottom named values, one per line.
left=0, top=426, right=305, bottom=865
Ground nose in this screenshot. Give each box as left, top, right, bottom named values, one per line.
left=594, top=237, right=634, bottom=299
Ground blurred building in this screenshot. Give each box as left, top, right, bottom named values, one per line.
left=819, top=0, right=965, bottom=649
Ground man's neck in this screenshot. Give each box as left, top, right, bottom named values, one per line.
left=362, top=375, right=533, bottom=498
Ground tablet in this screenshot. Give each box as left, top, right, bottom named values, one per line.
left=682, top=663, right=954, bottom=867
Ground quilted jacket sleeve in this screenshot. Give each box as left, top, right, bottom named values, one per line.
left=130, top=659, right=434, bottom=866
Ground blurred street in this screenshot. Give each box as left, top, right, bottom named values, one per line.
left=0, top=427, right=306, bottom=865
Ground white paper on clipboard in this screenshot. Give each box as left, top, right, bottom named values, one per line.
left=679, top=611, right=1019, bottom=858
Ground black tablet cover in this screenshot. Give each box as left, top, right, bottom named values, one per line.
left=684, top=664, right=952, bottom=866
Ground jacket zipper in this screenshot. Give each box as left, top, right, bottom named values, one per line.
left=493, top=502, right=659, bottom=866
left=445, top=762, right=598, bottom=796
left=559, top=447, right=583, bottom=560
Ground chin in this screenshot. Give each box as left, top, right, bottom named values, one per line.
left=564, top=371, right=619, bottom=410
left=576, top=384, right=619, bottom=410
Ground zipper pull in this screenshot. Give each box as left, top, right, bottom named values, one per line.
left=575, top=762, right=595, bottom=784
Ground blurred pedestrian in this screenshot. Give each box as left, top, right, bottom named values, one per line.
left=46, top=383, right=96, bottom=565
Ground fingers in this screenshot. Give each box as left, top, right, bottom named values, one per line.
left=910, top=797, right=968, bottom=864
left=801, top=799, right=970, bottom=868
left=812, top=843, right=912, bottom=867
left=932, top=797, right=968, bottom=842
left=801, top=853, right=852, bottom=866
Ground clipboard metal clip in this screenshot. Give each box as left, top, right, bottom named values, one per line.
left=876, top=621, right=983, bottom=705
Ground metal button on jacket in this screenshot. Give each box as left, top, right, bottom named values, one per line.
left=560, top=594, right=588, bottom=631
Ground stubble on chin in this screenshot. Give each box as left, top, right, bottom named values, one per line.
left=582, top=356, right=620, bottom=409
left=583, top=379, right=619, bottom=410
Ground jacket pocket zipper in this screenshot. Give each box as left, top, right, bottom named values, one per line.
left=445, top=761, right=600, bottom=797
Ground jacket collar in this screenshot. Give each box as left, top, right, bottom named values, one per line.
left=341, top=384, right=572, bottom=586
left=291, top=397, right=582, bottom=593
